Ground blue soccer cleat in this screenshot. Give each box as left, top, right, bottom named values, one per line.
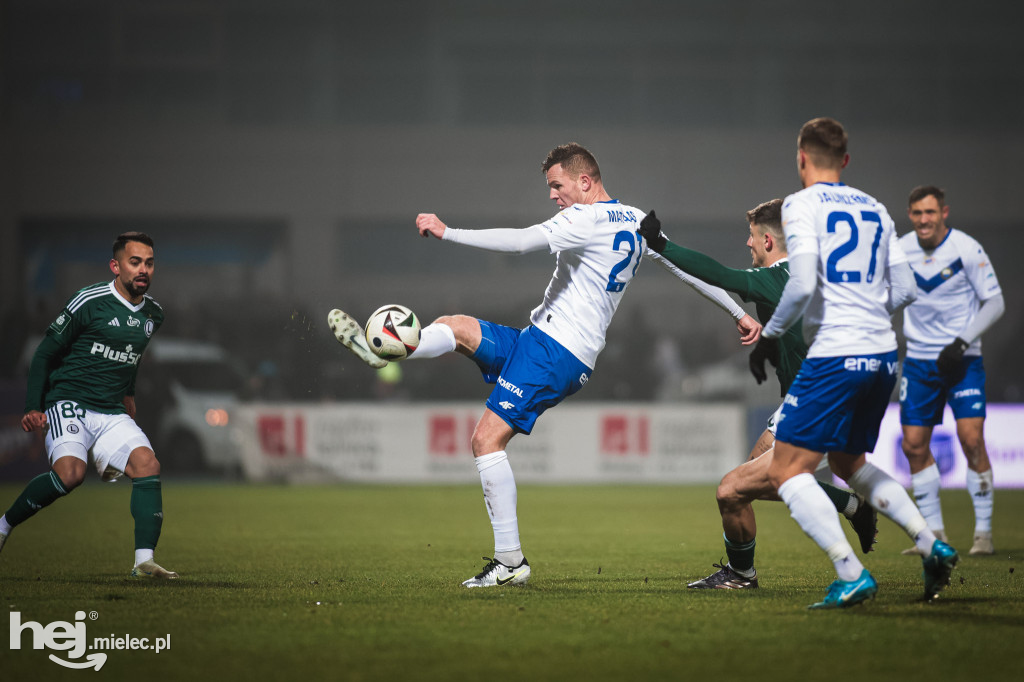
left=808, top=569, right=878, bottom=610
left=922, top=539, right=959, bottom=599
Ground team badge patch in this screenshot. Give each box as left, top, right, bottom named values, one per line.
left=50, top=311, right=71, bottom=334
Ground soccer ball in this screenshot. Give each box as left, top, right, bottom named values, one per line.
left=364, top=304, right=421, bottom=361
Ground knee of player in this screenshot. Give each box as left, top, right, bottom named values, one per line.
left=716, top=476, right=740, bottom=506
left=432, top=315, right=479, bottom=354
left=126, top=447, right=161, bottom=478
left=900, top=437, right=930, bottom=459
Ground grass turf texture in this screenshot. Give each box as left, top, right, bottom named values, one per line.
left=1, top=483, right=1022, bottom=681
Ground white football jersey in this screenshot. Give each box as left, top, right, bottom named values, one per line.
left=900, top=228, right=1002, bottom=359
left=530, top=200, right=646, bottom=368
left=782, top=182, right=906, bottom=357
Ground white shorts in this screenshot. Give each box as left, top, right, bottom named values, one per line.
left=44, top=400, right=152, bottom=482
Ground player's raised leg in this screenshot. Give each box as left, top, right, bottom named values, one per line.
left=327, top=309, right=388, bottom=368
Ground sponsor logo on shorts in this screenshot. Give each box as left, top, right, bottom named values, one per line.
left=843, top=357, right=899, bottom=374
left=784, top=394, right=799, bottom=407
left=579, top=373, right=589, bottom=386
left=498, top=401, right=515, bottom=410
left=496, top=376, right=524, bottom=398
left=953, top=388, right=982, bottom=399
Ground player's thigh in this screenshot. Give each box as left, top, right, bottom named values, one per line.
left=470, top=320, right=523, bottom=382
left=433, top=314, right=483, bottom=356
left=947, top=356, right=987, bottom=421
left=722, top=447, right=777, bottom=502
left=768, top=441, right=823, bottom=487
left=44, top=401, right=96, bottom=478
left=90, top=412, right=154, bottom=479
left=746, top=428, right=775, bottom=462
left=484, top=326, right=590, bottom=436
left=899, top=357, right=947, bottom=427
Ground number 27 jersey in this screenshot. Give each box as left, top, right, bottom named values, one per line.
left=782, top=182, right=906, bottom=358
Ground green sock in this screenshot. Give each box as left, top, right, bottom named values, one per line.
left=130, top=475, right=163, bottom=550
left=724, top=534, right=756, bottom=573
left=5, top=471, right=69, bottom=526
left=819, top=482, right=857, bottom=517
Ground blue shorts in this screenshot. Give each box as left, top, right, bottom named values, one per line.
left=775, top=351, right=899, bottom=454
left=472, top=321, right=591, bottom=435
left=900, top=356, right=986, bottom=426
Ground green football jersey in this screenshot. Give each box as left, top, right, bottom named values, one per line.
left=25, top=280, right=165, bottom=414
left=659, top=242, right=807, bottom=396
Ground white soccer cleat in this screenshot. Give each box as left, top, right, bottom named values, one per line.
left=902, top=529, right=948, bottom=556
left=327, top=309, right=388, bottom=369
left=462, top=556, right=531, bottom=588
left=131, top=559, right=179, bottom=579
left=969, top=531, right=994, bottom=555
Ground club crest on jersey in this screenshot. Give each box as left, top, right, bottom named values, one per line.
left=145, top=319, right=155, bottom=337
left=50, top=312, right=71, bottom=334
left=941, top=267, right=954, bottom=279
left=90, top=342, right=142, bottom=366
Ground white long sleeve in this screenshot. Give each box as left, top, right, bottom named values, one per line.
left=441, top=225, right=550, bottom=254
left=763, top=251, right=817, bottom=338
left=647, top=249, right=746, bottom=320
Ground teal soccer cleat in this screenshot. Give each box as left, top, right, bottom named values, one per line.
left=922, top=539, right=959, bottom=599
left=808, top=570, right=878, bottom=610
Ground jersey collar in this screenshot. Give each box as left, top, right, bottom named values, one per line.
left=108, top=280, right=146, bottom=312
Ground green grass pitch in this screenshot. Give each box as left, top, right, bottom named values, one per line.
left=1, top=482, right=1022, bottom=681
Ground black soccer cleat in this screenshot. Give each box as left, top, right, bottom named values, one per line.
left=687, top=562, right=758, bottom=589
left=847, top=495, right=878, bottom=554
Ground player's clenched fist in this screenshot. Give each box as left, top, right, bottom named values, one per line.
left=21, top=410, right=47, bottom=433
left=416, top=213, right=448, bottom=239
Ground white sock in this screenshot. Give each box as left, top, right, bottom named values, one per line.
left=778, top=473, right=862, bottom=582
left=407, top=323, right=456, bottom=360
left=910, top=463, right=945, bottom=534
left=0, top=514, right=12, bottom=536
left=474, top=450, right=523, bottom=565
left=850, top=462, right=933, bottom=554
left=966, top=469, right=994, bottom=534
left=134, top=548, right=154, bottom=566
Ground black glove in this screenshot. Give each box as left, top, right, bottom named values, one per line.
left=749, top=337, right=780, bottom=385
left=638, top=210, right=667, bottom=253
left=936, top=337, right=969, bottom=377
